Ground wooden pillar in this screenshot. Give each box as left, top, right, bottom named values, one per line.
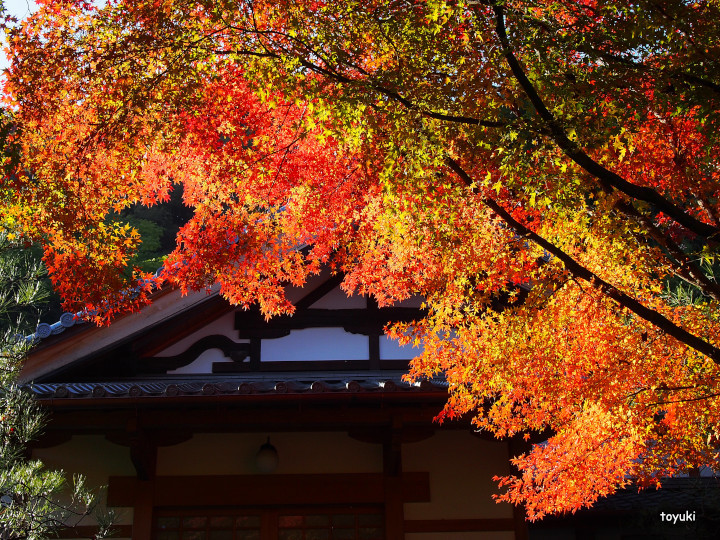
left=130, top=436, right=157, bottom=482
left=383, top=419, right=405, bottom=539
left=249, top=338, right=261, bottom=370
left=127, top=419, right=158, bottom=540
left=131, top=479, right=155, bottom=540
left=106, top=419, right=191, bottom=539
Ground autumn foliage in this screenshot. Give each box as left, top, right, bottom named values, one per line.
left=3, top=0, right=720, bottom=518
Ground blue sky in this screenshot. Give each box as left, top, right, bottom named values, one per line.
left=1, top=1, right=37, bottom=72
left=4, top=0, right=36, bottom=20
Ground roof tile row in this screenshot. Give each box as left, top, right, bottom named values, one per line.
left=28, top=375, right=446, bottom=399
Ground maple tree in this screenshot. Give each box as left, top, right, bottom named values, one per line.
left=3, top=0, right=720, bottom=518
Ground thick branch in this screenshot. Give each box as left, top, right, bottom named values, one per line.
left=445, top=156, right=720, bottom=364
left=613, top=199, right=720, bottom=302
left=491, top=4, right=720, bottom=240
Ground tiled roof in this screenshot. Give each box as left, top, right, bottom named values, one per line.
left=24, top=311, right=88, bottom=343
left=24, top=269, right=168, bottom=343
left=27, top=372, right=447, bottom=400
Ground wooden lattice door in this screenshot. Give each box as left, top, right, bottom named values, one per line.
left=153, top=506, right=384, bottom=540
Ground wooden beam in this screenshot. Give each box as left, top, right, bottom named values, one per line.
left=140, top=335, right=250, bottom=374
left=369, top=334, right=380, bottom=370
left=404, top=518, right=516, bottom=533
left=131, top=295, right=234, bottom=358
left=293, top=273, right=345, bottom=310
left=108, top=473, right=430, bottom=508
left=129, top=438, right=157, bottom=481
left=348, top=426, right=435, bottom=445
left=235, top=307, right=424, bottom=338
left=41, top=399, right=448, bottom=434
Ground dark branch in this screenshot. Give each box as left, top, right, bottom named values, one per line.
left=491, top=4, right=720, bottom=240
left=445, top=156, right=720, bottom=364
left=239, top=33, right=508, bottom=128
left=613, top=199, right=720, bottom=303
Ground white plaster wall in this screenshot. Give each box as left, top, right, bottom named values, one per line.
left=403, top=431, right=513, bottom=520
left=261, top=328, right=369, bottom=361
left=31, top=435, right=135, bottom=500
left=379, top=334, right=424, bottom=360
left=157, top=432, right=382, bottom=476
left=31, top=436, right=136, bottom=538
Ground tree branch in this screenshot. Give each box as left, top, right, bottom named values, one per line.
left=235, top=27, right=507, bottom=128
left=293, top=55, right=506, bottom=127
left=613, top=199, right=720, bottom=303
left=490, top=4, right=720, bottom=240
left=444, top=156, right=720, bottom=364
left=578, top=48, right=720, bottom=97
